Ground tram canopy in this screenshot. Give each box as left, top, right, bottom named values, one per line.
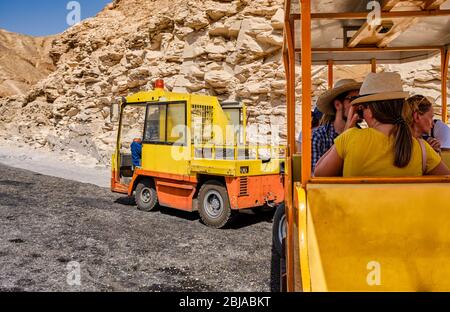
left=289, top=0, right=450, bottom=64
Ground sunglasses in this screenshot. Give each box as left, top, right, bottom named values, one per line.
left=345, top=95, right=361, bottom=102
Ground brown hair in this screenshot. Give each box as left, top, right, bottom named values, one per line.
left=404, top=95, right=433, bottom=126
left=367, top=99, right=413, bottom=168
left=406, top=95, right=433, bottom=114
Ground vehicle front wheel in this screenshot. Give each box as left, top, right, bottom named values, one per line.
left=198, top=181, right=232, bottom=229
left=135, top=178, right=158, bottom=212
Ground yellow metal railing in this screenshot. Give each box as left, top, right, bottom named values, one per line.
left=191, top=144, right=286, bottom=161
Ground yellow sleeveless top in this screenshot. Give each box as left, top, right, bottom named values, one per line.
left=334, top=128, right=441, bottom=177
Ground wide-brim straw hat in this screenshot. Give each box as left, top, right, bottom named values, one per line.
left=351, top=72, right=409, bottom=106
left=316, top=79, right=362, bottom=115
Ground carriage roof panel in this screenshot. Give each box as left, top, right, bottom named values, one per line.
left=290, top=0, right=450, bottom=64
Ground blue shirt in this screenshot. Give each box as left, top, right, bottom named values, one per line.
left=311, top=123, right=338, bottom=172
left=131, top=141, right=142, bottom=167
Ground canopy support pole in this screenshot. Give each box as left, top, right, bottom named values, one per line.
left=371, top=58, right=377, bottom=73
left=301, top=0, right=312, bottom=185
left=328, top=60, right=334, bottom=89
left=442, top=48, right=449, bottom=123
left=283, top=0, right=296, bottom=293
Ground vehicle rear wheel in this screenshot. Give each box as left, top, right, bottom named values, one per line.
left=272, top=203, right=286, bottom=255
left=271, top=239, right=287, bottom=292
left=271, top=204, right=287, bottom=292
left=198, top=181, right=232, bottom=229
left=135, top=178, right=158, bottom=212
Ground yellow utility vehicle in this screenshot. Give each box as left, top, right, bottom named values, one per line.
left=111, top=80, right=285, bottom=228
left=272, top=0, right=450, bottom=291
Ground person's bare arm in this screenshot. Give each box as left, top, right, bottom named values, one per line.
left=314, top=146, right=344, bottom=177
left=427, top=161, right=450, bottom=176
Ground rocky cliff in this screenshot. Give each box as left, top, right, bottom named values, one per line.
left=0, top=0, right=447, bottom=165
left=0, top=0, right=288, bottom=164
left=0, top=29, right=55, bottom=97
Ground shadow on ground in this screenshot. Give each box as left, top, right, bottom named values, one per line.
left=114, top=196, right=275, bottom=229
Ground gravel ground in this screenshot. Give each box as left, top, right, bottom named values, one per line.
left=0, top=163, right=275, bottom=292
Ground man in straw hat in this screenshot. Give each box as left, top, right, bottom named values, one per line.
left=311, top=79, right=362, bottom=171
left=314, top=72, right=450, bottom=177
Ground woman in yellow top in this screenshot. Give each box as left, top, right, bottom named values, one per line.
left=314, top=72, right=450, bottom=177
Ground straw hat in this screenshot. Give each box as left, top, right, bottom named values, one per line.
left=316, top=79, right=362, bottom=115
left=351, top=72, right=409, bottom=105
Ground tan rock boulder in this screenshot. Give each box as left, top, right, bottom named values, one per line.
left=185, top=11, right=210, bottom=30
left=205, top=70, right=234, bottom=88
left=209, top=22, right=230, bottom=37
left=205, top=1, right=237, bottom=21
left=271, top=8, right=284, bottom=30
left=98, top=51, right=124, bottom=66
left=240, top=17, right=273, bottom=36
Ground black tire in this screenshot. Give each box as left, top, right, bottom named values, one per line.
left=135, top=178, right=158, bottom=212
left=270, top=239, right=286, bottom=292
left=197, top=180, right=232, bottom=229
left=272, top=204, right=286, bottom=255
left=271, top=204, right=287, bottom=292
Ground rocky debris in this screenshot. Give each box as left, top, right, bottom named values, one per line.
left=0, top=0, right=447, bottom=165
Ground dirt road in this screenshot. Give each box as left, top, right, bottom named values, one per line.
left=0, top=163, right=274, bottom=291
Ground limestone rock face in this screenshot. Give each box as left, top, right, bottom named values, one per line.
left=387, top=57, right=446, bottom=103
left=0, top=0, right=447, bottom=165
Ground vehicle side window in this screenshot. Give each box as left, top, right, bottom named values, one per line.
left=144, top=105, right=166, bottom=142
left=167, top=103, right=186, bottom=144
left=143, top=102, right=186, bottom=145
